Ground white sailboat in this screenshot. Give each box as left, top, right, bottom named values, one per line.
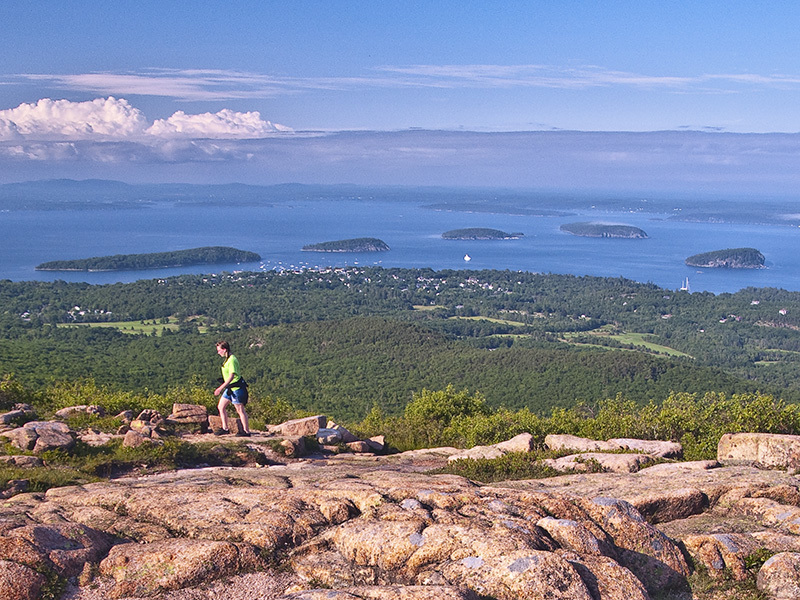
left=464, top=254, right=471, bottom=262
left=680, top=277, right=690, bottom=292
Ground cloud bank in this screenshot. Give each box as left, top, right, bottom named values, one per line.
left=2, top=96, right=800, bottom=198
left=0, top=97, right=291, bottom=141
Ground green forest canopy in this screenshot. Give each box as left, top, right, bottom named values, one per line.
left=4, top=266, right=800, bottom=421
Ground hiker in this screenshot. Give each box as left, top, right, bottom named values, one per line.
left=213, top=340, right=251, bottom=436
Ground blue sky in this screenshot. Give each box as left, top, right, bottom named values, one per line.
left=2, top=1, right=800, bottom=190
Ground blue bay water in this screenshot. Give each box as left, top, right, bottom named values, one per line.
left=2, top=199, right=800, bottom=294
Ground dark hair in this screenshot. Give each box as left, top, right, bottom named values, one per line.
left=216, top=341, right=231, bottom=352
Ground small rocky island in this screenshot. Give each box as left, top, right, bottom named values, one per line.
left=560, top=222, right=648, bottom=239
left=35, top=246, right=261, bottom=272
left=685, top=247, right=766, bottom=269
left=302, top=237, right=390, bottom=252
left=442, top=228, right=523, bottom=240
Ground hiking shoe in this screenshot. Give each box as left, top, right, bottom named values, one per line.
left=235, top=431, right=251, bottom=437
left=213, top=428, right=230, bottom=436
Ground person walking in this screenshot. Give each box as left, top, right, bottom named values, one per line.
left=213, top=340, right=251, bottom=436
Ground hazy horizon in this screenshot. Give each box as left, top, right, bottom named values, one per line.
left=2, top=3, right=800, bottom=194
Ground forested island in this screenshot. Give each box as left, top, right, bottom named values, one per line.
left=685, top=247, right=766, bottom=269
left=560, top=222, right=648, bottom=239
left=35, top=246, right=261, bottom=272
left=302, top=237, right=390, bottom=252
left=442, top=228, right=523, bottom=240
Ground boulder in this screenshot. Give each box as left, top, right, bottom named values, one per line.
left=447, top=433, right=535, bottom=463
left=128, top=419, right=153, bottom=435
left=346, top=441, right=372, bottom=453
left=545, top=434, right=619, bottom=453
left=0, top=426, right=37, bottom=451
left=757, top=552, right=800, bottom=599
left=608, top=438, right=682, bottom=458
left=80, top=431, right=120, bottom=447
left=494, top=432, right=535, bottom=453
left=0, top=455, right=44, bottom=468
left=54, top=404, right=105, bottom=419
left=682, top=533, right=764, bottom=580
left=725, top=496, right=800, bottom=535
left=367, top=435, right=386, bottom=452
left=1, top=421, right=75, bottom=454
left=116, top=410, right=134, bottom=423
left=448, top=445, right=504, bottom=462
left=317, top=427, right=343, bottom=445
left=327, top=420, right=359, bottom=443
left=560, top=552, right=650, bottom=600
left=0, top=409, right=27, bottom=426
left=536, top=516, right=611, bottom=556
left=31, top=423, right=76, bottom=454
left=543, top=452, right=654, bottom=473
left=208, top=414, right=244, bottom=434
left=167, top=403, right=208, bottom=424
left=99, top=538, right=265, bottom=598
left=630, top=487, right=708, bottom=524
left=136, top=409, right=163, bottom=424
left=6, top=523, right=113, bottom=577
left=281, top=436, right=307, bottom=457
left=123, top=430, right=160, bottom=448
left=578, top=497, right=690, bottom=593
left=275, top=415, right=327, bottom=437
left=0, top=559, right=47, bottom=600
left=718, top=432, right=800, bottom=470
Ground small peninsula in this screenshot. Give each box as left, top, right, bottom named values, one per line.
left=302, top=237, right=390, bottom=252
left=560, top=222, right=648, bottom=239
left=35, top=246, right=261, bottom=272
left=685, top=247, right=765, bottom=269
left=442, top=228, right=523, bottom=240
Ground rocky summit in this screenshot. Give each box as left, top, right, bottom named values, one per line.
left=2, top=434, right=800, bottom=600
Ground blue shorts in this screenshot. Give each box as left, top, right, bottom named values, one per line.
left=222, top=386, right=248, bottom=405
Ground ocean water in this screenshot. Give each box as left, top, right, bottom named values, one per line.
left=2, top=199, right=800, bottom=294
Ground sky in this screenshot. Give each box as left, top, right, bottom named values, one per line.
left=2, top=1, right=800, bottom=192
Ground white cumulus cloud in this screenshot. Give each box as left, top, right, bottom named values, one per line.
left=147, top=108, right=292, bottom=138
left=0, top=97, right=148, bottom=140
left=0, top=97, right=292, bottom=142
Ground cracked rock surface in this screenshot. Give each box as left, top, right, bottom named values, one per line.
left=2, top=453, right=800, bottom=599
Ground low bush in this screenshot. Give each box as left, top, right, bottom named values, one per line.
left=432, top=450, right=567, bottom=483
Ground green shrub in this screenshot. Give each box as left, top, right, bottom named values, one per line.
left=442, top=408, right=549, bottom=448
left=0, top=373, right=39, bottom=411
left=403, top=385, right=490, bottom=448
left=245, top=393, right=297, bottom=430
left=432, top=450, right=566, bottom=483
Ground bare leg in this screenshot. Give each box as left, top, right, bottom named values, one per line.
left=218, top=396, right=231, bottom=430
left=234, top=403, right=250, bottom=433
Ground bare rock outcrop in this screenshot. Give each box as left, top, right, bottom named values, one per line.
left=0, top=458, right=707, bottom=600
left=280, top=586, right=477, bottom=599
left=545, top=433, right=682, bottom=459
left=447, top=433, right=534, bottom=462
left=3, top=433, right=800, bottom=598
left=718, top=432, right=800, bottom=470
left=99, top=538, right=265, bottom=598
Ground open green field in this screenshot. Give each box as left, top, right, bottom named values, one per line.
left=448, top=315, right=527, bottom=326
left=562, top=328, right=692, bottom=358
left=57, top=317, right=208, bottom=336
